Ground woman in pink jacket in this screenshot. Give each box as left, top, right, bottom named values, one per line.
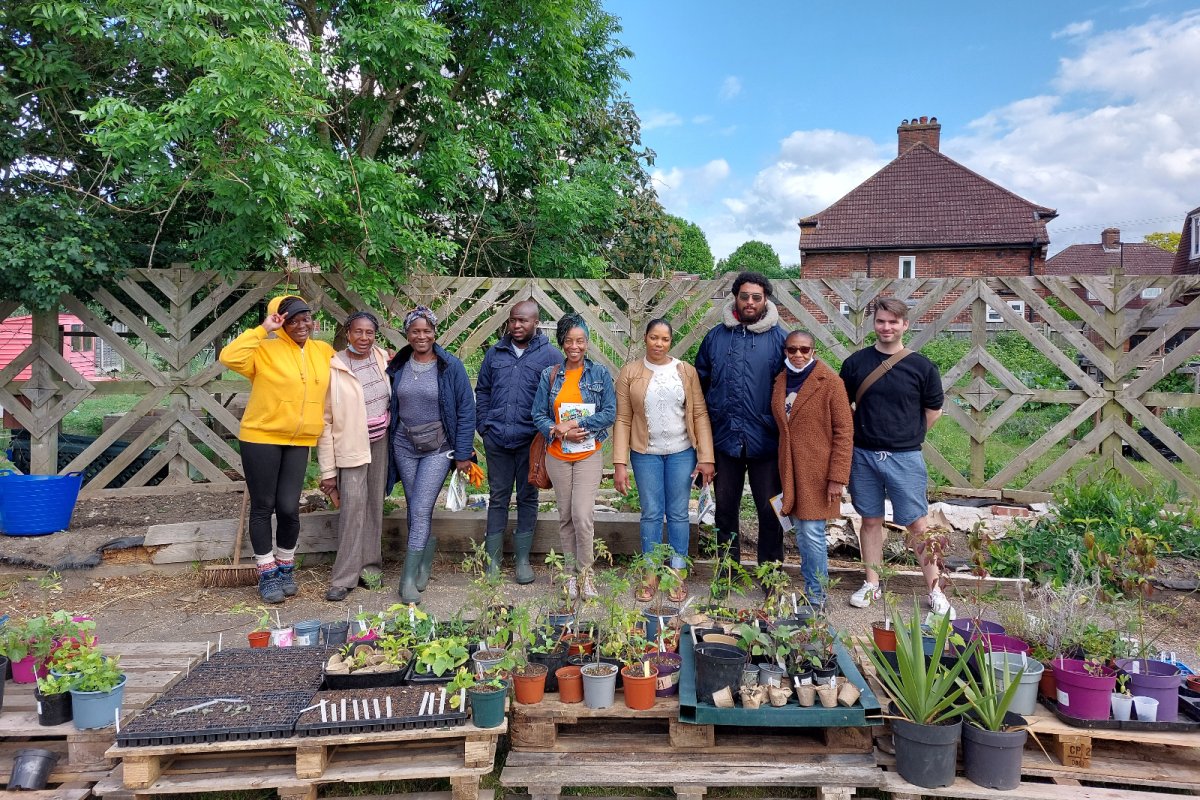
left=317, top=312, right=391, bottom=602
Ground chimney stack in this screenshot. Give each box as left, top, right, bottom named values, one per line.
left=1101, top=228, right=1121, bottom=252
left=898, top=116, right=941, bottom=155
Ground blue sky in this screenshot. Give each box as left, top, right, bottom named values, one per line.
left=606, top=1, right=1200, bottom=261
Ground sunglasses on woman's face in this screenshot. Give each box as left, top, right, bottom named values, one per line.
left=785, top=345, right=813, bottom=354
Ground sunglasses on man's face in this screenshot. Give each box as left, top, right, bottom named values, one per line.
left=786, top=345, right=813, bottom=355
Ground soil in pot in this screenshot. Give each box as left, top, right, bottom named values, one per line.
left=555, top=666, right=583, bottom=703
left=471, top=649, right=507, bottom=673
left=512, top=663, right=549, bottom=705
left=36, top=689, right=72, bottom=726
left=643, top=652, right=683, bottom=697
left=70, top=676, right=128, bottom=730
left=529, top=644, right=567, bottom=693
left=468, top=683, right=508, bottom=729
left=962, top=712, right=1027, bottom=791
left=620, top=664, right=659, bottom=710
left=892, top=713, right=962, bottom=789
left=561, top=633, right=594, bottom=657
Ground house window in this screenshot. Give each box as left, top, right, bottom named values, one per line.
left=986, top=301, right=1025, bottom=324
left=1085, top=291, right=1096, bottom=301
left=1141, top=287, right=1163, bottom=300
left=69, top=324, right=92, bottom=353
left=839, top=302, right=851, bottom=317
left=1191, top=215, right=1200, bottom=259
left=898, top=256, right=916, bottom=279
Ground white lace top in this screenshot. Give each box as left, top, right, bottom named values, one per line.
left=642, top=358, right=689, bottom=455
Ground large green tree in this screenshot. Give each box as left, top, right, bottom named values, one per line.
left=717, top=240, right=783, bottom=277
left=665, top=215, right=714, bottom=278
left=1, top=0, right=664, bottom=306
left=1144, top=231, right=1181, bottom=253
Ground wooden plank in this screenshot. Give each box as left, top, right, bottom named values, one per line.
left=878, top=771, right=1185, bottom=800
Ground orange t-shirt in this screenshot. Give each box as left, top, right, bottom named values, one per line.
left=548, top=367, right=596, bottom=462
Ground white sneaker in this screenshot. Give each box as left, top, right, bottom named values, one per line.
left=849, top=581, right=881, bottom=609
left=582, top=574, right=599, bottom=599
left=928, top=588, right=954, bottom=617
left=566, top=576, right=578, bottom=600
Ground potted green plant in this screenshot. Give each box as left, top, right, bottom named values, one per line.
left=633, top=543, right=689, bottom=644
left=959, top=639, right=1028, bottom=790
left=736, top=623, right=799, bottom=688
left=447, top=667, right=508, bottom=728
left=505, top=603, right=549, bottom=705
left=699, top=537, right=752, bottom=627
left=542, top=549, right=578, bottom=628
left=868, top=561, right=902, bottom=652
left=35, top=672, right=74, bottom=726
left=2, top=615, right=67, bottom=683
left=865, top=600, right=975, bottom=790
left=412, top=635, right=470, bottom=680
left=66, top=646, right=126, bottom=730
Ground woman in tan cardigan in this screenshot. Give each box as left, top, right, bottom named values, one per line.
left=614, top=319, right=715, bottom=602
left=771, top=329, right=853, bottom=607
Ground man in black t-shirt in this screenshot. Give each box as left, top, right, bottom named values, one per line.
left=839, top=298, right=952, bottom=616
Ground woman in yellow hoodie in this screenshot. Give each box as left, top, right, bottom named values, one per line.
left=220, top=295, right=333, bottom=603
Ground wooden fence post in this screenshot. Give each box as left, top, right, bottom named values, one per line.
left=28, top=309, right=61, bottom=474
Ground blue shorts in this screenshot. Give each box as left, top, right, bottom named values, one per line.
left=848, top=447, right=929, bottom=526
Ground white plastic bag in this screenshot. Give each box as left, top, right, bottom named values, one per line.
left=446, top=470, right=468, bottom=512
left=696, top=484, right=715, bottom=525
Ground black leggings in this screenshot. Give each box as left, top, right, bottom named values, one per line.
left=241, top=441, right=309, bottom=557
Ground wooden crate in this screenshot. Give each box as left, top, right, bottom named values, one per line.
left=502, top=692, right=880, bottom=800
left=96, top=720, right=506, bottom=800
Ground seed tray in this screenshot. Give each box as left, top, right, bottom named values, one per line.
left=116, top=691, right=316, bottom=747
left=404, top=661, right=463, bottom=686
left=295, top=686, right=467, bottom=736
left=166, top=646, right=328, bottom=698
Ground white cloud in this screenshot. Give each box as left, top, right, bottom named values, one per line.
left=718, top=76, right=742, bottom=101
left=691, top=114, right=713, bottom=125
left=1052, top=20, right=1094, bottom=39
left=659, top=10, right=1200, bottom=260
left=642, top=110, right=683, bottom=131
left=651, top=159, right=732, bottom=216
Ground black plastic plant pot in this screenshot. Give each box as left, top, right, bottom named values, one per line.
left=36, top=689, right=73, bottom=726
left=321, top=621, right=350, bottom=646
left=962, top=713, right=1028, bottom=790
left=693, top=642, right=747, bottom=705
left=8, top=748, right=59, bottom=790
left=891, top=714, right=962, bottom=789
left=529, top=645, right=567, bottom=694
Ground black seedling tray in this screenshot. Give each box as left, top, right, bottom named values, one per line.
left=296, top=686, right=467, bottom=736
left=404, top=661, right=462, bottom=686
left=167, top=646, right=328, bottom=699
left=116, top=691, right=316, bottom=747
left=1039, top=695, right=1200, bottom=732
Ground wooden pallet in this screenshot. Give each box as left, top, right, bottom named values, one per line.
left=96, top=720, right=506, bottom=800
left=0, top=638, right=207, bottom=777
left=502, top=692, right=880, bottom=800
left=511, top=693, right=873, bottom=753
left=878, top=771, right=1193, bottom=799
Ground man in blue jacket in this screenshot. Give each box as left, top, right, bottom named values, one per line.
left=476, top=300, right=563, bottom=583
left=695, top=272, right=788, bottom=568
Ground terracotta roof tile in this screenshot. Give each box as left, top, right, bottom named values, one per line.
left=1046, top=243, right=1176, bottom=276
left=798, top=144, right=1056, bottom=251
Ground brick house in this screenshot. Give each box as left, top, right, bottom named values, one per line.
left=797, top=116, right=1057, bottom=322
left=1174, top=205, right=1200, bottom=275
left=1047, top=227, right=1175, bottom=307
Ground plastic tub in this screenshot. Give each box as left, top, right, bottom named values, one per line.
left=0, top=470, right=83, bottom=535
left=293, top=620, right=322, bottom=647
left=693, top=642, right=746, bottom=705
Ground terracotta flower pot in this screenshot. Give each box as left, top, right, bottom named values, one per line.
left=1039, top=661, right=1057, bottom=700
left=561, top=633, right=594, bottom=657
left=555, top=665, right=583, bottom=703
left=620, top=665, right=659, bottom=711
left=513, top=663, right=548, bottom=705
left=247, top=631, right=270, bottom=648
left=871, top=621, right=897, bottom=653
left=1186, top=675, right=1200, bottom=694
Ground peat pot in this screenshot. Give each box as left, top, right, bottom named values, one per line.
left=891, top=712, right=962, bottom=789
left=961, top=713, right=1028, bottom=791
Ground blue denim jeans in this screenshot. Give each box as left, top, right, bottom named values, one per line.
left=795, top=518, right=829, bottom=605
left=629, top=448, right=696, bottom=568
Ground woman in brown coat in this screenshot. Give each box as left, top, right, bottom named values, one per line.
left=771, top=330, right=853, bottom=606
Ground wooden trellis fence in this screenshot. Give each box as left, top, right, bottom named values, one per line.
left=3, top=269, right=1200, bottom=500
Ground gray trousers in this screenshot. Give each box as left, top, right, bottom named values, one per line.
left=544, top=449, right=604, bottom=573
left=329, top=437, right=388, bottom=589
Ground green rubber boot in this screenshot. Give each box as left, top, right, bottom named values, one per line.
left=416, top=534, right=437, bottom=591
left=399, top=547, right=423, bottom=604
left=513, top=530, right=536, bottom=585
left=484, top=533, right=504, bottom=578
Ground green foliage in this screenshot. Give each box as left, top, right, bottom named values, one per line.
left=988, top=474, right=1200, bottom=590
left=960, top=646, right=1026, bottom=731
left=1144, top=231, right=1181, bottom=253
left=413, top=636, right=469, bottom=677
left=865, top=600, right=975, bottom=725
left=717, top=240, right=782, bottom=277
left=67, top=647, right=124, bottom=694
left=37, top=672, right=75, bottom=695
left=2, top=0, right=659, bottom=289
left=666, top=215, right=715, bottom=277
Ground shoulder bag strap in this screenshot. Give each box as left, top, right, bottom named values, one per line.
left=854, top=348, right=912, bottom=407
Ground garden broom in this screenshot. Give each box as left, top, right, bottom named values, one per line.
left=201, top=490, right=258, bottom=587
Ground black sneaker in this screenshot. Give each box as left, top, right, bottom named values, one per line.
left=277, top=564, right=298, bottom=597
left=258, top=569, right=285, bottom=604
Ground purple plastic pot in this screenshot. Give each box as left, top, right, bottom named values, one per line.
left=1052, top=658, right=1117, bottom=720
left=643, top=651, right=683, bottom=697
left=1116, top=658, right=1182, bottom=722
left=952, top=618, right=1005, bottom=639
left=971, top=632, right=1030, bottom=655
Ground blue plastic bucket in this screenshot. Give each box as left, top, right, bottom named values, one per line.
left=293, top=620, right=322, bottom=646
left=0, top=470, right=83, bottom=536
